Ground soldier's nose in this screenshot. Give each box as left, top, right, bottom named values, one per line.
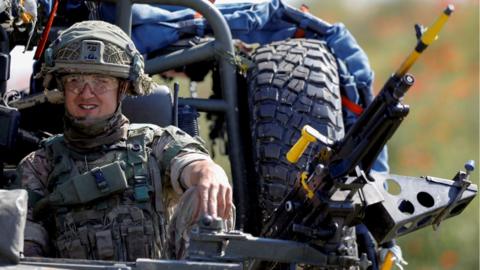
left=78, top=83, right=96, bottom=97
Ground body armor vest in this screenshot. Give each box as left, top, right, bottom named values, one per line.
left=40, top=124, right=167, bottom=261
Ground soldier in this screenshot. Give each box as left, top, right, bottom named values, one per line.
left=17, top=20, right=233, bottom=261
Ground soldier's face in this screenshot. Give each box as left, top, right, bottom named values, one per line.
left=63, top=74, right=119, bottom=120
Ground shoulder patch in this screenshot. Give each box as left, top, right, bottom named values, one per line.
left=159, top=125, right=209, bottom=170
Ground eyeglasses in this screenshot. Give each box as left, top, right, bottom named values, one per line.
left=62, top=74, right=119, bottom=95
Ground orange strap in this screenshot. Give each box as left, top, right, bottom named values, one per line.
left=194, top=0, right=215, bottom=19
left=34, top=0, right=60, bottom=60
left=380, top=250, right=395, bottom=270
left=341, top=95, right=364, bottom=116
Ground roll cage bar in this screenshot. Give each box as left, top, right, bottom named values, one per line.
left=107, top=0, right=248, bottom=229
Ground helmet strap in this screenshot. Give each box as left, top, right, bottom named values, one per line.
left=117, top=80, right=129, bottom=105
left=111, top=79, right=131, bottom=116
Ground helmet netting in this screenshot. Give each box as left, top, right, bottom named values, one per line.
left=103, top=43, right=131, bottom=65
left=55, top=41, right=131, bottom=66
left=55, top=41, right=81, bottom=62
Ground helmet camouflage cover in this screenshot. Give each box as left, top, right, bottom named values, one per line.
left=41, top=20, right=152, bottom=96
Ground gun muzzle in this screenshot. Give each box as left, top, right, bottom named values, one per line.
left=395, top=5, right=454, bottom=77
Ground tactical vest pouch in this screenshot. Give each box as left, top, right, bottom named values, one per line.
left=50, top=161, right=128, bottom=206
left=95, top=230, right=115, bottom=260
left=126, top=225, right=146, bottom=260
left=56, top=237, right=88, bottom=259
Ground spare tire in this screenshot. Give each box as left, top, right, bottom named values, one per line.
left=247, top=38, right=345, bottom=222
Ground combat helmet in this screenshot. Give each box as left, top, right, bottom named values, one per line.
left=40, top=20, right=152, bottom=96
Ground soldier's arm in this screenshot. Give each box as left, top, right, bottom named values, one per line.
left=16, top=149, right=52, bottom=257
left=151, top=126, right=232, bottom=219
left=152, top=126, right=210, bottom=193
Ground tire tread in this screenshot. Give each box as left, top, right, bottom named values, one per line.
left=248, top=39, right=345, bottom=221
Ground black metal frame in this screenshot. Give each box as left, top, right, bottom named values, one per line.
left=104, top=0, right=248, bottom=229
left=0, top=26, right=9, bottom=96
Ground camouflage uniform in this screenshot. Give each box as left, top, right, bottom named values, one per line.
left=19, top=124, right=219, bottom=260
left=18, top=20, right=233, bottom=261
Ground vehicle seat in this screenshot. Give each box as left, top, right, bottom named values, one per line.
left=122, top=84, right=173, bottom=127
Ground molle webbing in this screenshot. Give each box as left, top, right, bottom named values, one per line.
left=42, top=135, right=78, bottom=191
left=127, top=125, right=152, bottom=202
left=43, top=162, right=129, bottom=206
left=39, top=124, right=164, bottom=261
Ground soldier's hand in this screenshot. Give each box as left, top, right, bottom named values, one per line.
left=181, top=159, right=233, bottom=219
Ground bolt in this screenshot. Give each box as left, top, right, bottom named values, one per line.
left=465, top=160, right=475, bottom=175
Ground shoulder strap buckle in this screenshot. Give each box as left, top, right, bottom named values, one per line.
left=91, top=168, right=110, bottom=193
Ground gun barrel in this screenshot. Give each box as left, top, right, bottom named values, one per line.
left=395, top=5, right=454, bottom=77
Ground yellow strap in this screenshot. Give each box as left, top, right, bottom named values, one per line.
left=20, top=12, right=34, bottom=23
left=18, top=0, right=35, bottom=24
left=380, top=250, right=394, bottom=270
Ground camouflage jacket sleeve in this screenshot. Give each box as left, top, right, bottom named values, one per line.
left=151, top=126, right=211, bottom=195
left=16, top=148, right=53, bottom=255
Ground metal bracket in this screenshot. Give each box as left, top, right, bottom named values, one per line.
left=432, top=161, right=474, bottom=230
